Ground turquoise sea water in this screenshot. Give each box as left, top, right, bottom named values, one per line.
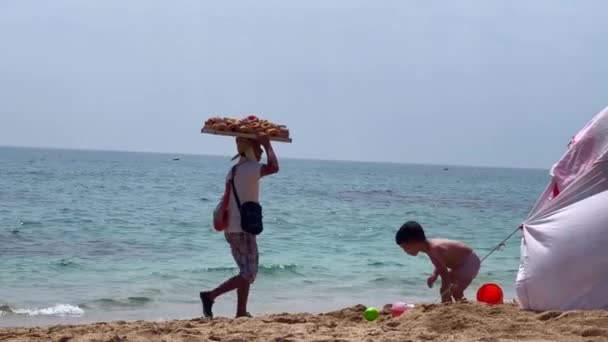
left=0, top=146, right=548, bottom=327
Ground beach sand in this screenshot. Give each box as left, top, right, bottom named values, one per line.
left=1, top=303, right=608, bottom=342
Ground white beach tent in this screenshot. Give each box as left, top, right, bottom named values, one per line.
left=516, top=106, right=608, bottom=311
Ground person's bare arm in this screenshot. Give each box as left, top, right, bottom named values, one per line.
left=428, top=249, right=452, bottom=302
left=427, top=268, right=439, bottom=288
left=258, top=134, right=279, bottom=177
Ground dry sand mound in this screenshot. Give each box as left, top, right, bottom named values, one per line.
left=1, top=303, right=608, bottom=342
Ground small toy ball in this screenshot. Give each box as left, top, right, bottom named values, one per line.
left=477, top=283, right=504, bottom=305
left=363, top=307, right=379, bottom=321
left=391, top=302, right=414, bottom=318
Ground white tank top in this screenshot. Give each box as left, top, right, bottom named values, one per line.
left=226, top=159, right=262, bottom=233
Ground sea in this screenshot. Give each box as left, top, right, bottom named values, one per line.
left=0, top=146, right=549, bottom=327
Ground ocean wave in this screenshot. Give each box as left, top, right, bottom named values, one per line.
left=174, top=221, right=197, bottom=228
left=19, top=220, right=42, bottom=226
left=53, top=258, right=79, bottom=268
left=150, top=271, right=179, bottom=280
left=369, top=277, right=420, bottom=287
left=24, top=169, right=54, bottom=176
left=0, top=305, right=12, bottom=315
left=260, top=264, right=301, bottom=274
left=337, top=190, right=520, bottom=211
left=1, top=304, right=84, bottom=317
left=367, top=261, right=405, bottom=267
left=195, top=264, right=301, bottom=276
left=46, top=258, right=85, bottom=272
left=339, top=189, right=402, bottom=199
left=87, top=297, right=154, bottom=309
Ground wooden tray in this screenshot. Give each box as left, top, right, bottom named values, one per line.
left=201, top=128, right=293, bottom=143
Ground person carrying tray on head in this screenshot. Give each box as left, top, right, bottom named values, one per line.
left=200, top=133, right=279, bottom=318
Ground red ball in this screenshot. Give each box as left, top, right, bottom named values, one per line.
left=477, top=283, right=503, bottom=305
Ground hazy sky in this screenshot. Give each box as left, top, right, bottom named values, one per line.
left=1, top=1, right=607, bottom=168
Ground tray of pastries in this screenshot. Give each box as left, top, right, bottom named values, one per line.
left=201, top=115, right=292, bottom=143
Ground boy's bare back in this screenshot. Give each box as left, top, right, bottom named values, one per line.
left=427, top=238, right=474, bottom=270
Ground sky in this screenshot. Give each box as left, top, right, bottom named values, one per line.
left=0, top=0, right=607, bottom=168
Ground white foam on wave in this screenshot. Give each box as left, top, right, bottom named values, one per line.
left=11, top=304, right=85, bottom=317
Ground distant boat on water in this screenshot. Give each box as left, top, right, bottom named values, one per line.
left=172, top=157, right=180, bottom=161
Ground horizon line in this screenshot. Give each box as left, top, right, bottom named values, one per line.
left=0, top=144, right=548, bottom=171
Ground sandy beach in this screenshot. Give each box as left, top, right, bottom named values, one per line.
left=2, top=303, right=608, bottom=342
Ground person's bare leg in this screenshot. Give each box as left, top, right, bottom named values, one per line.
left=451, top=272, right=472, bottom=302
left=440, top=270, right=455, bottom=303
left=209, top=275, right=248, bottom=300
left=451, top=283, right=465, bottom=302
left=452, top=254, right=479, bottom=302
left=236, top=280, right=251, bottom=317
left=200, top=275, right=249, bottom=318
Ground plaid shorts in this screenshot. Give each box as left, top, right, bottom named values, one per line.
left=225, top=232, right=259, bottom=283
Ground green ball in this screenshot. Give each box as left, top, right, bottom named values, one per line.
left=364, top=307, right=379, bottom=321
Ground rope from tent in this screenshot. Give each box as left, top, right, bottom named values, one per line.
left=436, top=225, right=522, bottom=301
left=479, top=226, right=521, bottom=264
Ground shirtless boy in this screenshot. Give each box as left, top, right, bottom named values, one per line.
left=395, top=221, right=480, bottom=303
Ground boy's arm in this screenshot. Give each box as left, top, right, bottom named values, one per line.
left=427, top=268, right=439, bottom=288
left=430, top=268, right=439, bottom=278
left=258, top=134, right=279, bottom=177
left=428, top=250, right=452, bottom=302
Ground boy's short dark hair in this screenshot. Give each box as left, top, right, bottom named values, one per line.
left=395, top=221, right=427, bottom=245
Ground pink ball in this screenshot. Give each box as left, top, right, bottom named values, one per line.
left=391, top=302, right=414, bottom=318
